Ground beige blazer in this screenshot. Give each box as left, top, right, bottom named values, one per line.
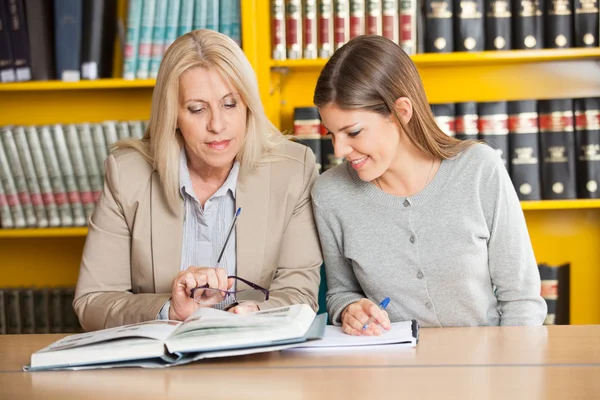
left=74, top=140, right=323, bottom=331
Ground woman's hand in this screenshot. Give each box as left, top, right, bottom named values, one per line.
left=341, top=299, right=391, bottom=336
left=228, top=303, right=259, bottom=314
left=169, top=266, right=231, bottom=321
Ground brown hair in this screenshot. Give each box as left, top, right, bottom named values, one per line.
left=313, top=35, right=475, bottom=159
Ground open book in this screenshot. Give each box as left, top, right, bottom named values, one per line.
left=25, top=304, right=326, bottom=371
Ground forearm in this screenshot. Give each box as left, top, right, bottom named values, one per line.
left=73, top=291, right=171, bottom=331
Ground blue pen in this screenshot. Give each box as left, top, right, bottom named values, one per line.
left=362, top=297, right=391, bottom=330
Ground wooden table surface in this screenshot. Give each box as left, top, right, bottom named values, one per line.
left=1, top=325, right=599, bottom=399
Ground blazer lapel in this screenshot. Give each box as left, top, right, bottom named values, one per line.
left=236, top=164, right=270, bottom=289
left=151, top=172, right=184, bottom=294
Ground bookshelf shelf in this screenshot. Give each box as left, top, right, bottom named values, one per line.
left=521, top=199, right=600, bottom=211
left=1, top=200, right=600, bottom=240
left=270, top=48, right=600, bottom=69
left=0, top=228, right=88, bottom=238
left=0, top=79, right=156, bottom=92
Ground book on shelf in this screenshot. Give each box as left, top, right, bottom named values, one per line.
left=539, top=99, right=577, bottom=199
left=0, top=286, right=81, bottom=335
left=544, top=0, right=573, bottom=48
left=508, top=100, right=542, bottom=201
left=424, top=0, right=453, bottom=52
left=0, top=120, right=147, bottom=229
left=574, top=0, right=599, bottom=47
left=478, top=101, right=510, bottom=173
left=431, top=103, right=456, bottom=136
left=485, top=0, right=512, bottom=50
left=574, top=97, right=600, bottom=198
left=454, top=0, right=484, bottom=52
left=24, top=304, right=326, bottom=371
left=455, top=102, right=479, bottom=141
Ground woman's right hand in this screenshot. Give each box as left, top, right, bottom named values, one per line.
left=341, top=298, right=391, bottom=336
left=169, top=266, right=231, bottom=321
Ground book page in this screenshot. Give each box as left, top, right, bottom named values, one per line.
left=293, top=321, right=417, bottom=348
left=165, top=304, right=316, bottom=354
left=38, top=320, right=181, bottom=353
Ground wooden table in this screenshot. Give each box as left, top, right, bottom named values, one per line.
left=1, top=325, right=599, bottom=399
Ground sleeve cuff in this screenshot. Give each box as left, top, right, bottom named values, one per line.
left=329, top=294, right=366, bottom=326
left=157, top=299, right=171, bottom=320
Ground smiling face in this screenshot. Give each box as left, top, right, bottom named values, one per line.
left=177, top=67, right=248, bottom=171
left=319, top=103, right=401, bottom=181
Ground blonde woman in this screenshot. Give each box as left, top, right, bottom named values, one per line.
left=74, top=30, right=322, bottom=331
left=311, top=35, right=547, bottom=335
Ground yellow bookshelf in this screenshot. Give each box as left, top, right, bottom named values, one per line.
left=1, top=0, right=600, bottom=325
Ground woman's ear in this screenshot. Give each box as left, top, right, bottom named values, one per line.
left=392, top=97, right=413, bottom=125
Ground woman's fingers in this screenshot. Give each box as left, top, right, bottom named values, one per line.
left=365, top=302, right=391, bottom=330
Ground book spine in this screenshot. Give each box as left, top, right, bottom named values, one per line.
left=0, top=133, right=26, bottom=227
left=574, top=0, right=599, bottom=47
left=0, top=289, right=5, bottom=333
left=455, top=0, right=485, bottom=51
left=485, top=0, right=512, bottom=50
left=92, top=123, right=109, bottom=177
left=513, top=0, right=544, bottom=49
left=318, top=0, right=334, bottom=58
left=163, top=0, right=181, bottom=52
left=230, top=0, right=242, bottom=45
left=538, top=99, right=577, bottom=199
left=1, top=127, right=37, bottom=227
left=19, top=288, right=35, bottom=334
left=334, top=0, right=350, bottom=50
left=431, top=103, right=456, bottom=136
left=545, top=0, right=573, bottom=48
left=574, top=97, right=600, bottom=198
left=508, top=100, right=542, bottom=200
left=478, top=101, right=510, bottom=171
left=193, top=0, right=208, bottom=29
left=37, top=126, right=73, bottom=227
left=294, top=108, right=323, bottom=173
left=52, top=125, right=87, bottom=226
left=455, top=102, right=479, bottom=140
left=0, top=177, right=15, bottom=228
left=20, top=127, right=60, bottom=227
left=13, top=126, right=50, bottom=227
left=303, top=0, right=318, bottom=59
left=349, top=0, right=365, bottom=39
left=136, top=0, right=157, bottom=79
left=0, top=0, right=16, bottom=83
left=424, top=0, right=453, bottom=52
left=23, top=0, right=55, bottom=81
left=286, top=0, right=303, bottom=59
left=149, top=0, right=168, bottom=79
left=65, top=124, right=94, bottom=219
left=5, top=289, right=21, bottom=334
left=219, top=0, right=232, bottom=37
left=102, top=121, right=120, bottom=148
left=54, top=0, right=83, bottom=81
left=33, top=288, right=50, bottom=334
left=6, top=0, right=31, bottom=81
left=272, top=0, right=287, bottom=60
left=538, top=264, right=558, bottom=325
left=400, top=0, right=417, bottom=54
left=77, top=124, right=102, bottom=202
left=206, top=0, right=219, bottom=31
left=50, top=288, right=63, bottom=333
left=177, top=0, right=194, bottom=36
left=366, top=0, right=383, bottom=35
left=382, top=0, right=399, bottom=43
left=116, top=121, right=131, bottom=140
left=123, top=0, right=143, bottom=79
left=129, top=120, right=145, bottom=139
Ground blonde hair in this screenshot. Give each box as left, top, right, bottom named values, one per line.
left=115, top=29, right=282, bottom=208
left=313, top=35, right=475, bottom=159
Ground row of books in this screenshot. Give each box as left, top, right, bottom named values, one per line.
left=0, top=121, right=147, bottom=229
left=0, top=286, right=82, bottom=335
left=429, top=98, right=600, bottom=201
left=122, top=0, right=242, bottom=80
left=0, top=0, right=242, bottom=83
left=0, top=0, right=118, bottom=82
left=272, top=0, right=600, bottom=60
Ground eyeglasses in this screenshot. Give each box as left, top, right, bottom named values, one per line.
left=189, top=276, right=269, bottom=307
